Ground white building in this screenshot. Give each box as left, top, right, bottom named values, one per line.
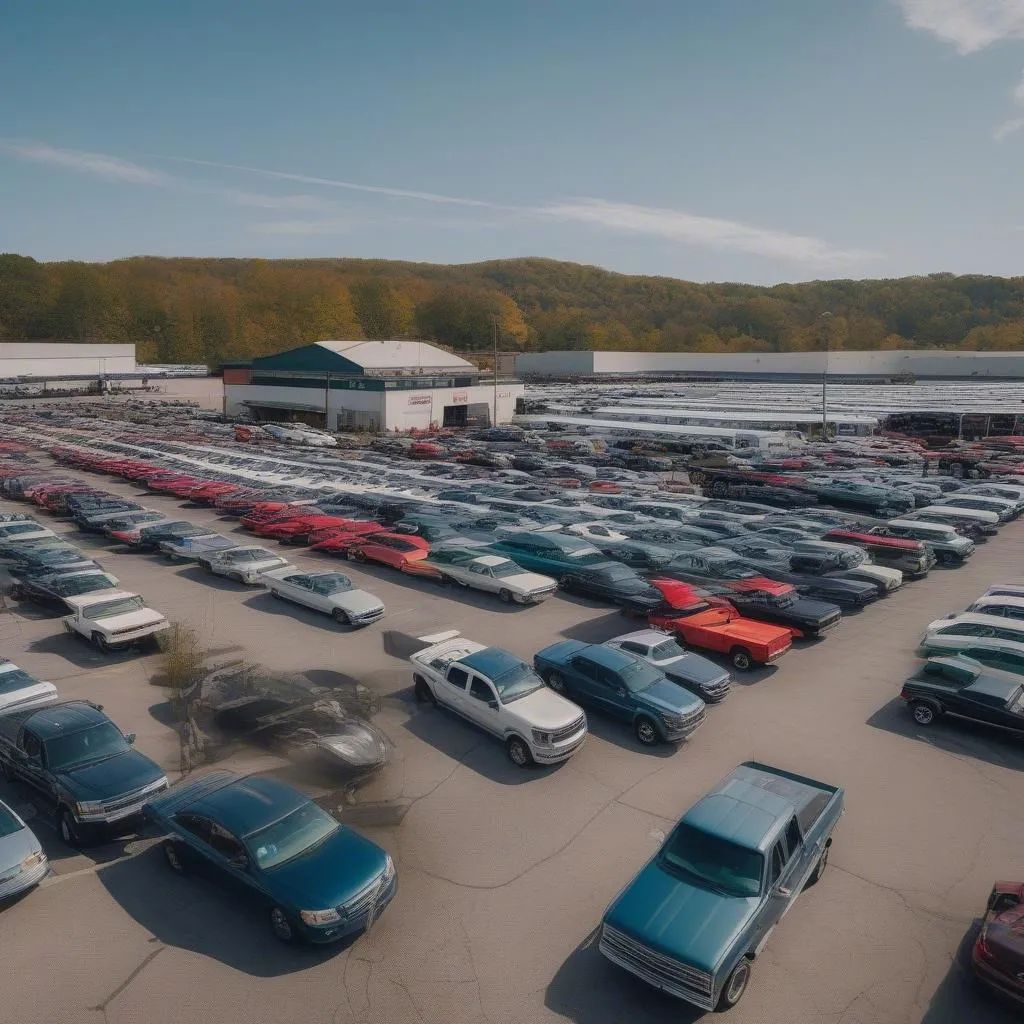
left=0, top=343, right=136, bottom=379
left=223, top=339, right=523, bottom=432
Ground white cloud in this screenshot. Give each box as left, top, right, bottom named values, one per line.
left=249, top=218, right=351, bottom=235
left=2, top=140, right=172, bottom=185
left=536, top=198, right=880, bottom=264
left=898, top=0, right=1024, bottom=54
left=994, top=115, right=1024, bottom=138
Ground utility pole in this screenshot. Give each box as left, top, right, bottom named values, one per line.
left=492, top=315, right=499, bottom=428
left=819, top=311, right=833, bottom=438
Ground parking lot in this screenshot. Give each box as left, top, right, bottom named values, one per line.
left=0, top=464, right=1022, bottom=1024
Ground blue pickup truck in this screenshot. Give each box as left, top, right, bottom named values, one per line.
left=599, top=761, right=843, bottom=1012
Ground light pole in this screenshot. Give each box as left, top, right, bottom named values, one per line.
left=819, top=311, right=833, bottom=438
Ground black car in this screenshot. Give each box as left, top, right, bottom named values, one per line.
left=899, top=655, right=1024, bottom=734
left=10, top=570, right=119, bottom=611
left=713, top=586, right=842, bottom=640
left=559, top=562, right=664, bottom=610
left=131, top=521, right=208, bottom=550
left=596, top=540, right=687, bottom=572
left=7, top=546, right=96, bottom=578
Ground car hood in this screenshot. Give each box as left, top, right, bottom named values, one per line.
left=91, top=609, right=167, bottom=631
left=315, top=722, right=389, bottom=768
left=636, top=678, right=705, bottom=715
left=331, top=589, right=385, bottom=614
left=0, top=825, right=42, bottom=876
left=504, top=571, right=556, bottom=592
left=262, top=825, right=387, bottom=910
left=232, top=557, right=287, bottom=570
left=512, top=685, right=585, bottom=730
left=604, top=857, right=758, bottom=973
left=662, top=654, right=730, bottom=687
left=58, top=750, right=166, bottom=800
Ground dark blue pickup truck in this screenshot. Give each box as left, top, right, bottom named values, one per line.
left=0, top=700, right=168, bottom=846
left=599, top=761, right=843, bottom=1011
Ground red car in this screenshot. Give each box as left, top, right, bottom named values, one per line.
left=308, top=523, right=386, bottom=554
left=308, top=521, right=384, bottom=545
left=183, top=481, right=240, bottom=504
left=647, top=578, right=793, bottom=671
left=258, top=515, right=357, bottom=545
left=345, top=533, right=431, bottom=572
left=972, top=882, right=1024, bottom=1008
left=242, top=503, right=308, bottom=531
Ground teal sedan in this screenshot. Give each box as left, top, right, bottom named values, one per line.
left=144, top=771, right=395, bottom=944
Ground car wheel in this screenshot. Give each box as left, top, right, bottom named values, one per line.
left=270, top=588, right=282, bottom=599
left=269, top=905, right=296, bottom=944
left=498, top=588, right=513, bottom=604
left=350, top=549, right=366, bottom=563
left=910, top=700, right=938, bottom=726
left=730, top=647, right=753, bottom=671
left=414, top=675, right=436, bottom=704
left=546, top=671, right=566, bottom=693
left=716, top=957, right=752, bottom=1011
left=332, top=608, right=351, bottom=626
left=506, top=735, right=533, bottom=767
left=228, top=571, right=245, bottom=583
left=58, top=808, right=83, bottom=848
left=163, top=840, right=188, bottom=875
left=807, top=844, right=829, bottom=887
left=634, top=715, right=660, bottom=746
left=559, top=576, right=574, bottom=593
left=92, top=632, right=112, bottom=653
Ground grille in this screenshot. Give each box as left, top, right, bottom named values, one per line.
left=820, top=613, right=841, bottom=630
left=551, top=715, right=587, bottom=744
left=702, top=676, right=731, bottom=696
left=101, top=778, right=167, bottom=814
left=600, top=924, right=712, bottom=996
left=340, top=870, right=390, bottom=919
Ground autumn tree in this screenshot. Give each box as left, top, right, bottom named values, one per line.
left=350, top=279, right=413, bottom=339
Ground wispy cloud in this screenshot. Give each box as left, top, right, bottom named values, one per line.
left=1, top=140, right=172, bottom=185
left=992, top=69, right=1024, bottom=138
left=213, top=189, right=334, bottom=212
left=536, top=199, right=880, bottom=263
left=898, top=0, right=1024, bottom=54
left=249, top=217, right=351, bottom=235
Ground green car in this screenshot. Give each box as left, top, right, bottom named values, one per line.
left=485, top=531, right=611, bottom=580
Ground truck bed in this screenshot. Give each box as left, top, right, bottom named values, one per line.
left=731, top=761, right=842, bottom=837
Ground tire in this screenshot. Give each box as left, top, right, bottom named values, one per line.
left=559, top=576, right=574, bottom=593
left=92, top=632, right=112, bottom=653
left=163, top=840, right=188, bottom=875
left=716, top=958, right=752, bottom=1012
left=332, top=608, right=350, bottom=626
left=546, top=671, right=566, bottom=694
left=910, top=700, right=938, bottom=726
left=58, top=808, right=84, bottom=848
left=414, top=675, right=435, bottom=704
left=350, top=549, right=366, bottom=563
left=634, top=715, right=660, bottom=747
left=228, top=571, right=245, bottom=583
left=269, top=905, right=296, bottom=944
left=730, top=647, right=754, bottom=671
left=498, top=588, right=513, bottom=604
left=506, top=735, right=533, bottom=767
left=270, top=588, right=282, bottom=599
left=807, top=844, right=830, bottom=887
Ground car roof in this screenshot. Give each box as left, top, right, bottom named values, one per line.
left=62, top=590, right=138, bottom=608
left=941, top=612, right=1024, bottom=629
left=609, top=629, right=673, bottom=646
left=973, top=595, right=1024, bottom=609
left=25, top=700, right=107, bottom=739
left=460, top=647, right=528, bottom=679
left=189, top=775, right=309, bottom=838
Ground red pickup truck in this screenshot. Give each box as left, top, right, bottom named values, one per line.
left=646, top=578, right=794, bottom=671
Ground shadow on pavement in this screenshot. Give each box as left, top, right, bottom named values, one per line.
left=582, top=712, right=680, bottom=758
left=25, top=631, right=130, bottom=670
left=97, top=844, right=348, bottom=977
left=559, top=612, right=634, bottom=644
left=867, top=699, right=1024, bottom=773
left=922, top=922, right=1019, bottom=1023
left=546, top=927, right=704, bottom=1024
left=242, top=591, right=348, bottom=632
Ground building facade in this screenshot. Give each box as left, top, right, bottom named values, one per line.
left=223, top=340, right=523, bottom=431
left=0, top=343, right=136, bottom=380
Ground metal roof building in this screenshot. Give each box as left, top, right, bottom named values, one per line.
left=0, top=343, right=136, bottom=381
left=223, top=339, right=522, bottom=432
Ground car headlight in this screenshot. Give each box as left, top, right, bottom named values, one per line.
left=20, top=851, right=44, bottom=870
left=299, top=908, right=342, bottom=926
left=531, top=729, right=552, bottom=745
left=382, top=855, right=395, bottom=883
left=73, top=800, right=104, bottom=816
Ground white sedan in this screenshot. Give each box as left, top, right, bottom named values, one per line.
left=259, top=568, right=385, bottom=627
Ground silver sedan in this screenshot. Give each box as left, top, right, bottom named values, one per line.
left=0, top=800, right=48, bottom=902
left=259, top=568, right=385, bottom=627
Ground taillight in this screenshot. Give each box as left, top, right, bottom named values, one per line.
left=899, top=688, right=910, bottom=701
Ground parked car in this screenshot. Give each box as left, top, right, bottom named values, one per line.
left=0, top=798, right=48, bottom=900
left=7, top=545, right=98, bottom=578
left=258, top=568, right=385, bottom=627
left=900, top=655, right=1024, bottom=733
left=821, top=530, right=935, bottom=578
left=422, top=548, right=557, bottom=604
left=9, top=568, right=120, bottom=611
left=0, top=660, right=58, bottom=715
left=485, top=531, right=610, bottom=579
left=145, top=771, right=394, bottom=943
left=0, top=521, right=56, bottom=544
left=559, top=562, right=665, bottom=611
left=346, top=533, right=432, bottom=573
left=158, top=533, right=238, bottom=562
left=867, top=520, right=974, bottom=566
left=918, top=613, right=1024, bottom=661
left=0, top=699, right=168, bottom=846
left=966, top=595, right=1024, bottom=620
left=605, top=630, right=732, bottom=703
left=121, top=520, right=208, bottom=551
left=410, top=630, right=587, bottom=766
left=647, top=579, right=793, bottom=670
left=533, top=640, right=706, bottom=746
left=62, top=592, right=170, bottom=652
left=599, top=761, right=843, bottom=1012
left=197, top=546, right=290, bottom=584
left=972, top=881, right=1024, bottom=1007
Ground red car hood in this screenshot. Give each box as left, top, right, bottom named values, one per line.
left=725, top=577, right=793, bottom=596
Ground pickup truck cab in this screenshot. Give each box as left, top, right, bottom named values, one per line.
left=62, top=591, right=170, bottom=652
left=0, top=700, right=168, bottom=846
left=410, top=631, right=587, bottom=766
left=599, top=761, right=843, bottom=1011
left=533, top=640, right=706, bottom=746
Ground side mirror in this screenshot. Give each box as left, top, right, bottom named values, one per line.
left=488, top=700, right=498, bottom=710
left=124, top=732, right=136, bottom=745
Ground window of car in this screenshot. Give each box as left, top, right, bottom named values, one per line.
left=994, top=626, right=1024, bottom=642
left=468, top=676, right=496, bottom=703
left=618, top=641, right=649, bottom=657
left=785, top=817, right=802, bottom=855
left=175, top=812, right=212, bottom=844
left=208, top=822, right=247, bottom=862
left=469, top=564, right=491, bottom=576
left=570, top=656, right=599, bottom=679
left=769, top=842, right=785, bottom=886
left=446, top=666, right=469, bottom=689
left=22, top=730, right=42, bottom=760
left=285, top=575, right=312, bottom=589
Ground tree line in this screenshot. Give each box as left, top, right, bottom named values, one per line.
left=1, top=253, right=1023, bottom=365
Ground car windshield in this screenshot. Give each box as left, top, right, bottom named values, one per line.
left=650, top=639, right=687, bottom=660
left=312, top=574, right=352, bottom=594
left=489, top=561, right=523, bottom=579
left=246, top=801, right=341, bottom=870
left=87, top=596, right=146, bottom=618
left=54, top=575, right=113, bottom=596
left=661, top=823, right=764, bottom=897
left=0, top=802, right=22, bottom=837
left=491, top=660, right=545, bottom=702
left=45, top=721, right=130, bottom=770
left=618, top=658, right=665, bottom=692
left=711, top=560, right=759, bottom=579
left=0, top=668, right=39, bottom=694
left=1, top=524, right=39, bottom=535
left=229, top=549, right=269, bottom=561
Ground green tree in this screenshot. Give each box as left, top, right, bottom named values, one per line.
left=350, top=279, right=413, bottom=339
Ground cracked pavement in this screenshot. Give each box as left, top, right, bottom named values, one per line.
left=0, top=473, right=1022, bottom=1024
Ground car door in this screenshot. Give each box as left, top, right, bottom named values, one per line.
left=205, top=821, right=262, bottom=898
left=281, top=574, right=315, bottom=608
left=439, top=665, right=471, bottom=715
left=16, top=728, right=52, bottom=799
left=758, top=824, right=804, bottom=944
left=595, top=665, right=635, bottom=721
left=467, top=563, right=499, bottom=595
left=461, top=674, right=503, bottom=736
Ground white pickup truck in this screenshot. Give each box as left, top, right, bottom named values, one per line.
left=410, top=630, right=587, bottom=767
left=62, top=591, right=170, bottom=652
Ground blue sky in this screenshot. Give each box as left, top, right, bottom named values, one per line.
left=3, top=0, right=1024, bottom=284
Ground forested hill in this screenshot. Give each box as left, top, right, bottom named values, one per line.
left=2, top=253, right=1024, bottom=365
